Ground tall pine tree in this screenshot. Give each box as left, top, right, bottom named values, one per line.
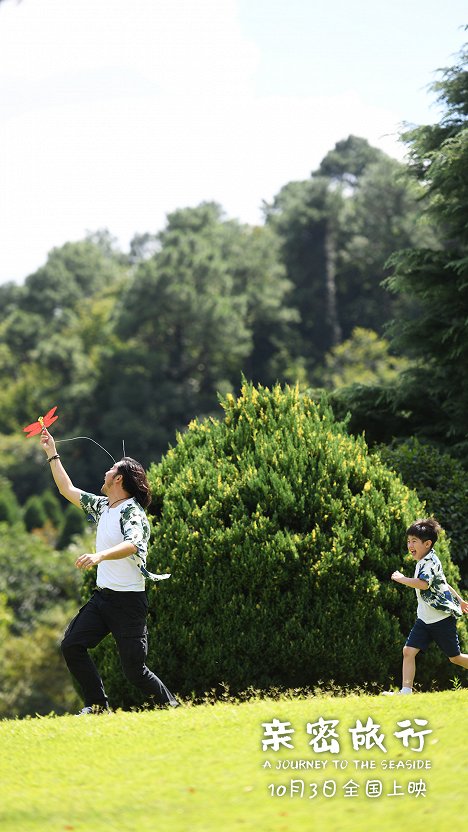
left=385, top=43, right=468, bottom=460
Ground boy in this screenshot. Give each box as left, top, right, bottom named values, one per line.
left=386, top=517, right=468, bottom=695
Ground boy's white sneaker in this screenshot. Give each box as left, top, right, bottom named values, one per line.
left=382, top=688, right=412, bottom=696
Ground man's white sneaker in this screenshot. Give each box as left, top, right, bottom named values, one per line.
left=76, top=704, right=110, bottom=716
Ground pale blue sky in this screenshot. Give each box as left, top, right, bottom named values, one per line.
left=0, top=0, right=466, bottom=284
left=239, top=0, right=465, bottom=117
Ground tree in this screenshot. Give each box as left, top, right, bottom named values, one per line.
left=266, top=176, right=344, bottom=371
left=21, top=239, right=124, bottom=320
left=0, top=603, right=81, bottom=718
left=325, top=45, right=468, bottom=468
left=41, top=490, right=62, bottom=528
left=0, top=479, right=22, bottom=525
left=23, top=495, right=47, bottom=532
left=382, top=44, right=468, bottom=462
left=57, top=504, right=87, bottom=550
left=0, top=235, right=131, bottom=497
left=378, top=438, right=468, bottom=587
left=0, top=236, right=128, bottom=425
left=128, top=232, right=159, bottom=264
left=266, top=137, right=434, bottom=379
left=0, top=525, right=80, bottom=634
left=0, top=281, right=24, bottom=319
left=220, top=223, right=299, bottom=385
left=317, top=134, right=385, bottom=185
left=336, top=155, right=434, bottom=336
left=0, top=523, right=82, bottom=716
left=90, top=203, right=297, bottom=463
left=320, top=327, right=410, bottom=389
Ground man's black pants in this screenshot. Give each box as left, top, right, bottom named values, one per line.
left=61, top=588, right=178, bottom=708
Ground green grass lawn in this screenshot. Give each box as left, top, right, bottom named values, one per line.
left=0, top=690, right=465, bottom=832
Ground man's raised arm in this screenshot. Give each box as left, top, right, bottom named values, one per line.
left=40, top=429, right=82, bottom=507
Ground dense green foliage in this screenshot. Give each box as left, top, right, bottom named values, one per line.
left=56, top=504, right=87, bottom=550
left=378, top=439, right=468, bottom=587
left=23, top=495, right=47, bottom=532
left=86, top=383, right=466, bottom=706
left=90, top=204, right=298, bottom=466
left=320, top=327, right=409, bottom=389
left=0, top=528, right=79, bottom=630
left=0, top=479, right=21, bottom=525
left=337, top=45, right=468, bottom=465
left=386, top=49, right=468, bottom=459
left=0, top=523, right=84, bottom=716
left=0, top=137, right=427, bottom=501
left=41, top=489, right=62, bottom=528
left=265, top=136, right=434, bottom=376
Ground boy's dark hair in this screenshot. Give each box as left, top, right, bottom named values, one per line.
left=406, top=517, right=442, bottom=546
left=116, top=457, right=152, bottom=509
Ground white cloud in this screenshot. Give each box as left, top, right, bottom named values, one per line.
left=0, top=0, right=424, bottom=282
left=0, top=0, right=259, bottom=92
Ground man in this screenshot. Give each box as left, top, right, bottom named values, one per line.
left=40, top=428, right=178, bottom=714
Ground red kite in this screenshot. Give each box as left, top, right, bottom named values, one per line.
left=23, top=406, right=58, bottom=437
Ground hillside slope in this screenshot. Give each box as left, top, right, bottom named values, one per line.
left=0, top=691, right=465, bottom=831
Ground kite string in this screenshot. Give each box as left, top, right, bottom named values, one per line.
left=55, top=436, right=117, bottom=463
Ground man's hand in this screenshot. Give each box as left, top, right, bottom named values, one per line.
left=40, top=428, right=57, bottom=458
left=460, top=598, right=468, bottom=614
left=75, top=553, right=102, bottom=570
left=391, top=570, right=405, bottom=583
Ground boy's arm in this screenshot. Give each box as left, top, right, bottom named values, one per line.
left=391, top=570, right=429, bottom=590
left=446, top=583, right=468, bottom=614
left=40, top=429, right=82, bottom=508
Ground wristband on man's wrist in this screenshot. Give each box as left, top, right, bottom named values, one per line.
left=47, top=454, right=60, bottom=463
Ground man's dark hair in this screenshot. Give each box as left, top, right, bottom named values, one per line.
left=116, top=457, right=152, bottom=509
left=406, top=517, right=442, bottom=546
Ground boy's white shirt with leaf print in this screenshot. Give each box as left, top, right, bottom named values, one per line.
left=415, top=549, right=462, bottom=623
left=80, top=492, right=170, bottom=591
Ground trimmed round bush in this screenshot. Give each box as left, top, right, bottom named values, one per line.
left=0, top=479, right=22, bottom=526
left=23, top=495, right=47, bottom=532
left=41, top=489, right=63, bottom=529
left=57, top=503, right=87, bottom=550
left=89, top=382, right=466, bottom=705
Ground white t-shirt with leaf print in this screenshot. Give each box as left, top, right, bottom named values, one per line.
left=414, top=549, right=462, bottom=624
left=80, top=492, right=150, bottom=591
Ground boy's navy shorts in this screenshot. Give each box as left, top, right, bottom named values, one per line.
left=405, top=616, right=460, bottom=657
